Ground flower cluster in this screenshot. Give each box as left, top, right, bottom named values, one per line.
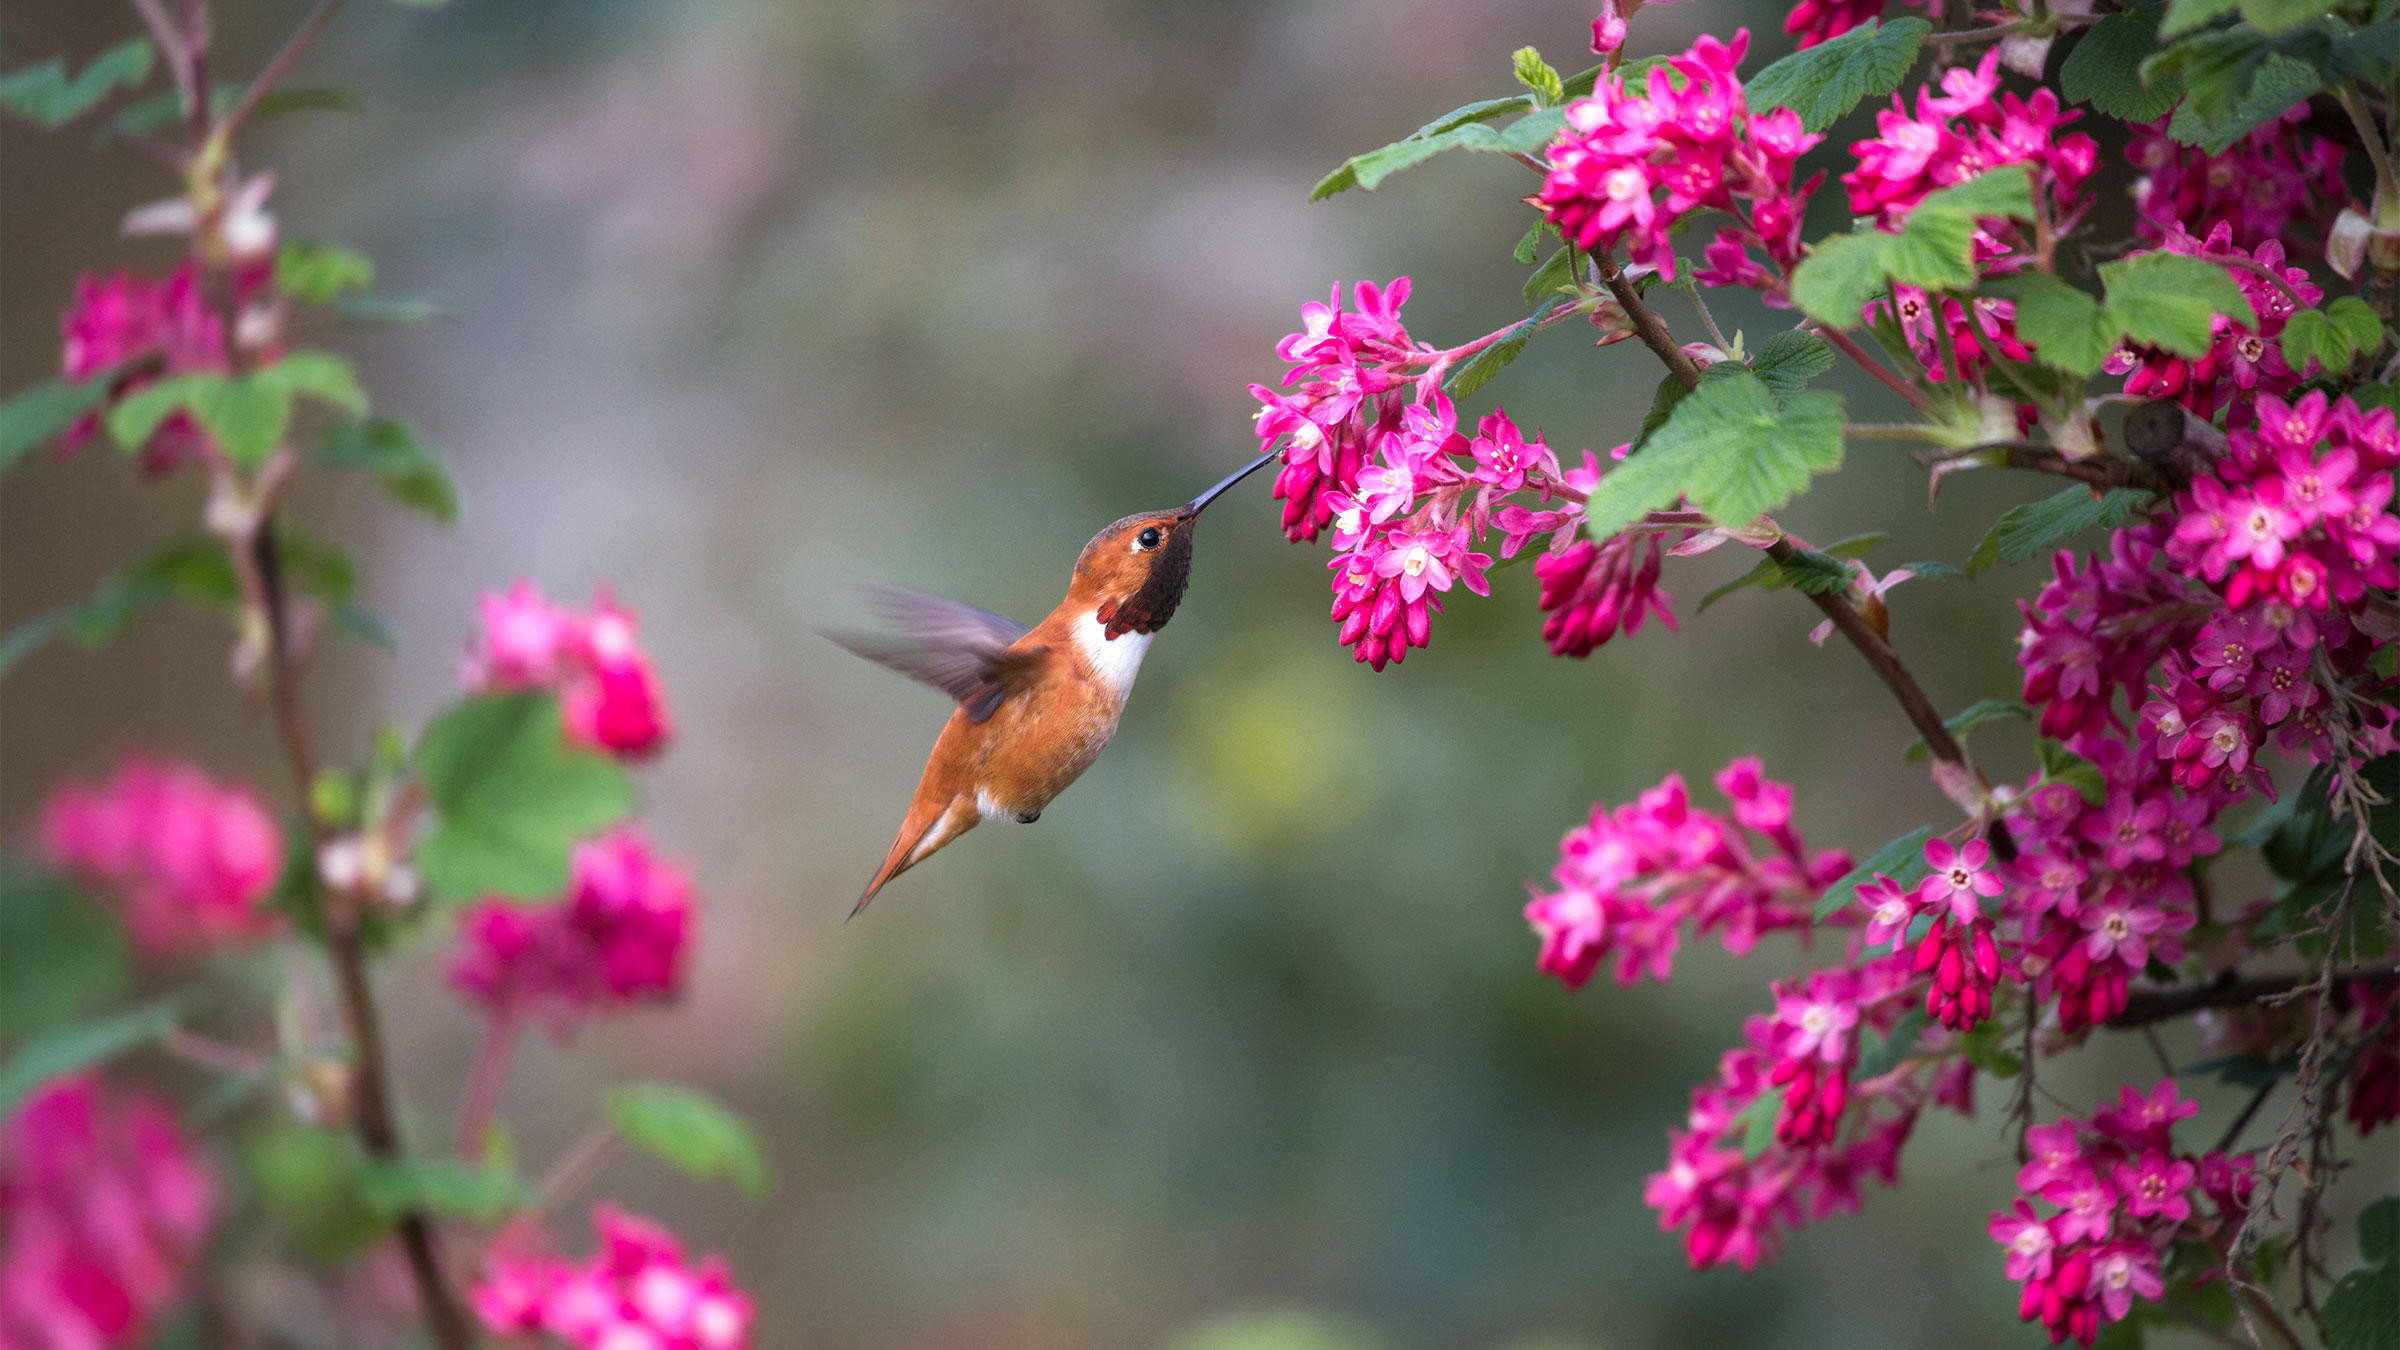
left=1782, top=0, right=1924, bottom=49
left=1535, top=31, right=1824, bottom=301
left=473, top=1206, right=753, bottom=1349
left=1987, top=1083, right=2252, bottom=1347
left=2106, top=225, right=2322, bottom=424
left=58, top=265, right=237, bottom=474
left=1856, top=837, right=2005, bottom=1030
left=1251, top=281, right=1676, bottom=668
left=37, top=758, right=285, bottom=958
left=1526, top=760, right=1848, bottom=990
left=0, top=1077, right=216, bottom=1350
left=465, top=582, right=675, bottom=759
left=2129, top=108, right=2346, bottom=253
left=448, top=827, right=696, bottom=1038
left=1844, top=51, right=2097, bottom=230
left=2348, top=980, right=2399, bottom=1135
left=2165, top=392, right=2400, bottom=617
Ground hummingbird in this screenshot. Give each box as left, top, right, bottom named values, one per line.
left=834, top=451, right=1280, bottom=913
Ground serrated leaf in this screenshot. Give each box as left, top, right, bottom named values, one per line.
left=2038, top=738, right=2108, bottom=806
left=1899, top=559, right=1963, bottom=580
left=2166, top=50, right=2319, bottom=154
left=278, top=241, right=376, bottom=305
left=1968, top=487, right=2154, bottom=575
left=1445, top=298, right=1567, bottom=398
left=2238, top=0, right=2336, bottom=35
left=1816, top=826, right=1935, bottom=922
left=0, top=376, right=112, bottom=471
left=1522, top=245, right=1579, bottom=306
left=311, top=416, right=458, bottom=524
left=1990, top=273, right=2118, bottom=377
left=1514, top=219, right=1551, bottom=265
left=1311, top=108, right=1562, bottom=199
left=1857, top=1008, right=1932, bottom=1079
left=605, top=1082, right=768, bottom=1198
left=358, top=1156, right=532, bottom=1222
left=2161, top=0, right=2239, bottom=36
left=0, top=998, right=182, bottom=1116
left=1745, top=19, right=1932, bottom=134
left=412, top=693, right=637, bottom=904
left=1905, top=699, right=2032, bottom=761
left=1512, top=46, right=1565, bottom=104
left=1409, top=95, right=1535, bottom=141
left=2320, top=1262, right=2398, bottom=1350
left=2062, top=2, right=2185, bottom=120
left=1585, top=372, right=1843, bottom=536
left=1918, top=165, right=2036, bottom=223
left=2101, top=252, right=2258, bottom=357
left=1778, top=548, right=1859, bottom=594
left=1752, top=331, right=1836, bottom=405
left=1792, top=231, right=1895, bottom=327
left=0, top=38, right=154, bottom=130
left=1630, top=373, right=1691, bottom=453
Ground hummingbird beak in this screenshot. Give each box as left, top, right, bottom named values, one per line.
left=1185, top=450, right=1280, bottom=516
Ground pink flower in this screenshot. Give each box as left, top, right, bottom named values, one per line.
left=466, top=584, right=675, bottom=760
left=56, top=264, right=235, bottom=474
left=1533, top=532, right=1677, bottom=658
left=473, top=1206, right=753, bottom=1349
left=448, top=827, right=697, bottom=1037
left=1989, top=1201, right=2058, bottom=1281
left=2086, top=1243, right=2163, bottom=1323
left=37, top=758, right=285, bottom=958
left=2111, top=1153, right=2196, bottom=1222
left=1918, top=837, right=2003, bottom=922
left=2128, top=107, right=2344, bottom=252
left=0, top=1077, right=216, bottom=1350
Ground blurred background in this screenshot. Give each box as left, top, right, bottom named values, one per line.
left=2, top=1, right=2243, bottom=1345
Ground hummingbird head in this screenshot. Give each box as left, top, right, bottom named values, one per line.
left=1073, top=451, right=1277, bottom=639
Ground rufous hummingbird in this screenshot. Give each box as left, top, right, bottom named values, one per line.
left=835, top=451, right=1280, bottom=913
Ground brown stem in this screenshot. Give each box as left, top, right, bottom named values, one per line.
left=2108, top=964, right=2398, bottom=1027
left=127, top=0, right=193, bottom=112
left=221, top=0, right=344, bottom=136
left=1594, top=256, right=1703, bottom=389
left=1919, top=441, right=2173, bottom=493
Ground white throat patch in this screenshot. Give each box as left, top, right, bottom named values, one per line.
left=1074, top=609, right=1153, bottom=699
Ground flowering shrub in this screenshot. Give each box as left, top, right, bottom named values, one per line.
left=1274, top=3, right=2400, bottom=1345
left=0, top=7, right=761, bottom=1347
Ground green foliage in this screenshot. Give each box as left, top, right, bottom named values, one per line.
left=1817, top=826, right=1935, bottom=922
left=1792, top=167, right=2035, bottom=325
left=1521, top=245, right=1579, bottom=306
left=2281, top=297, right=2387, bottom=374
left=412, top=693, right=638, bottom=904
left=106, top=82, right=355, bottom=143
left=358, top=1155, right=534, bottom=1222
left=2152, top=38, right=2321, bottom=154
left=0, top=38, right=154, bottom=130
left=2037, top=739, right=2108, bottom=806
left=2061, top=2, right=2184, bottom=121
left=605, top=1082, right=769, bottom=1198
left=1512, top=47, right=1565, bottom=105
left=312, top=416, right=460, bottom=524
left=2324, top=1199, right=2400, bottom=1350
left=2097, top=252, right=2258, bottom=356
left=1904, top=699, right=2032, bottom=761
left=1745, top=19, right=1931, bottom=133
left=1968, top=487, right=2154, bottom=576
left=1777, top=548, right=1860, bottom=594
left=1960, top=1020, right=2024, bottom=1077
left=2252, top=760, right=2398, bottom=961
left=1446, top=298, right=1570, bottom=398
left=278, top=241, right=377, bottom=305
left=107, top=352, right=369, bottom=469
left=0, top=540, right=236, bottom=677
left=1733, top=1082, right=1787, bottom=1158
left=245, top=1120, right=384, bottom=1258
left=0, top=376, right=113, bottom=472
left=1584, top=370, right=1844, bottom=536
left=1989, top=274, right=2120, bottom=378
left=1312, top=106, right=1565, bottom=199
left=1750, top=330, right=1836, bottom=405
left=0, top=998, right=183, bottom=1117
left=0, top=867, right=129, bottom=1044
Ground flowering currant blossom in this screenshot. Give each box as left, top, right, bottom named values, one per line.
left=2105, top=225, right=2322, bottom=424
left=1536, top=31, right=1824, bottom=303
left=37, top=758, right=285, bottom=958
left=0, top=1077, right=216, bottom=1350
left=57, top=265, right=241, bottom=474
left=465, top=582, right=675, bottom=759
left=473, top=1206, right=753, bottom=1349
left=2128, top=107, right=2345, bottom=252
left=448, top=827, right=697, bottom=1038
left=1986, top=1082, right=2247, bottom=1347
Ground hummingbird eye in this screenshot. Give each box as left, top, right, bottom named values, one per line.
left=1137, top=527, right=1162, bottom=551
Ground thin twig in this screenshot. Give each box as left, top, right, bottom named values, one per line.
left=221, top=0, right=345, bottom=136
left=2109, top=965, right=2397, bottom=1027
left=127, top=0, right=193, bottom=111
left=1812, top=324, right=1939, bottom=414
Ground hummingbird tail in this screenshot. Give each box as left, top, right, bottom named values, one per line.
left=852, top=794, right=978, bottom=918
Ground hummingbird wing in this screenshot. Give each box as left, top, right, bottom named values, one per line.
left=829, top=586, right=1049, bottom=724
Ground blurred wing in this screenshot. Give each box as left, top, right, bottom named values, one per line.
left=829, top=586, right=1046, bottom=723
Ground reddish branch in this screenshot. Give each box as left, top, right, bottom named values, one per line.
left=2108, top=964, right=2399, bottom=1028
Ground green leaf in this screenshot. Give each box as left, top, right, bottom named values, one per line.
left=0, top=866, right=129, bottom=1044
left=2100, top=252, right=2258, bottom=357
left=1751, top=331, right=1836, bottom=405
left=253, top=350, right=370, bottom=418
left=2361, top=1198, right=2399, bottom=1269
left=2238, top=0, right=2336, bottom=36
left=2166, top=50, right=2320, bottom=154
left=358, top=1156, right=533, bottom=1222
left=311, top=416, right=458, bottom=524
left=0, top=376, right=113, bottom=471
left=1732, top=1083, right=1788, bottom=1159
left=1791, top=231, right=1895, bottom=327
left=2038, top=738, right=2108, bottom=806
left=1513, top=219, right=1551, bottom=265
left=1312, top=110, right=1547, bottom=199
left=1585, top=372, right=1843, bottom=535
left=605, top=1082, right=769, bottom=1198
left=1857, top=1008, right=1932, bottom=1079
left=0, top=540, right=238, bottom=677
left=1959, top=1019, right=2024, bottom=1077
left=1630, top=372, right=1692, bottom=453
left=1522, top=245, right=1579, bottom=306
left=1777, top=548, right=1859, bottom=594
left=1968, top=487, right=2154, bottom=575
left=1918, top=165, right=2036, bottom=223
left=1445, top=298, right=1567, bottom=398
left=2062, top=2, right=2185, bottom=121
left=412, top=693, right=637, bottom=904
left=1745, top=19, right=1932, bottom=134
left=104, top=81, right=354, bottom=144
left=1990, top=273, right=2118, bottom=378
left=1816, top=826, right=1935, bottom=923
left=107, top=373, right=290, bottom=468
left=2282, top=297, right=2389, bottom=374
left=1905, top=699, right=2032, bottom=761
left=0, top=998, right=182, bottom=1117
left=1512, top=46, right=1565, bottom=104
left=1697, top=556, right=1785, bottom=613
left=0, top=38, right=154, bottom=130
left=1823, top=531, right=1890, bottom=559
left=278, top=241, right=376, bottom=305
left=2321, top=1262, right=2399, bottom=1350
left=1900, top=559, right=1964, bottom=581
left=2161, top=0, right=2239, bottom=37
